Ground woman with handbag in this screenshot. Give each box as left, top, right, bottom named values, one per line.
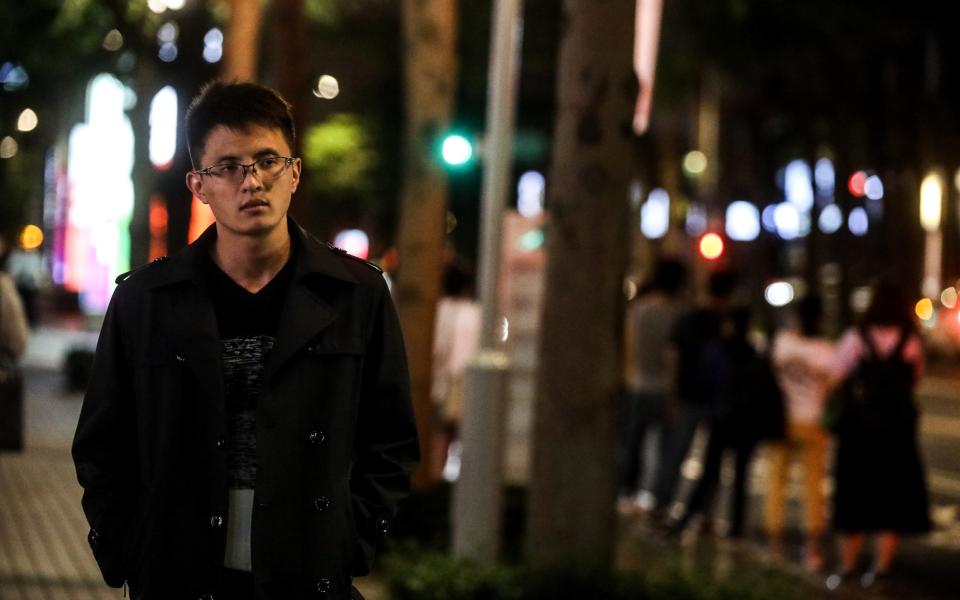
left=826, top=283, right=930, bottom=590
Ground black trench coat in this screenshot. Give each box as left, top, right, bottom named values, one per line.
left=72, top=221, right=419, bottom=600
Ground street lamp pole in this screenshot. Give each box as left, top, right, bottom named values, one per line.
left=451, top=0, right=524, bottom=564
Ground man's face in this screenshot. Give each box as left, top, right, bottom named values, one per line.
left=185, top=124, right=301, bottom=239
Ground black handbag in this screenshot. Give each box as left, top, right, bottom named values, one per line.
left=0, top=351, right=24, bottom=451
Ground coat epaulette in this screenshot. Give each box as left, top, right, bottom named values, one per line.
left=115, top=256, right=168, bottom=284
left=325, top=243, right=383, bottom=273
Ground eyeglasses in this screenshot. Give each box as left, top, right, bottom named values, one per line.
left=194, top=156, right=296, bottom=186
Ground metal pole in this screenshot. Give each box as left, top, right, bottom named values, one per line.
left=452, top=0, right=524, bottom=564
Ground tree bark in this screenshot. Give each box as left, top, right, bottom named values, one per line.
left=394, top=0, right=459, bottom=487
left=527, top=0, right=636, bottom=571
left=224, top=0, right=264, bottom=82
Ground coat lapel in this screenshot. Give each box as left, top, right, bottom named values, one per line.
left=264, top=222, right=359, bottom=380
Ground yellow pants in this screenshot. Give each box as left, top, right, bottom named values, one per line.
left=765, top=421, right=829, bottom=537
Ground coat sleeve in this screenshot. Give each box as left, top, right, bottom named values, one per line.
left=350, top=276, right=420, bottom=575
left=71, top=285, right=138, bottom=588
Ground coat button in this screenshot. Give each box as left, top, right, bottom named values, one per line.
left=216, top=436, right=226, bottom=449
left=315, top=578, right=331, bottom=594
left=307, top=430, right=326, bottom=445
left=313, top=496, right=331, bottom=512
left=87, top=528, right=100, bottom=549
left=175, top=353, right=185, bottom=363
left=210, top=515, right=224, bottom=528
left=377, top=517, right=390, bottom=537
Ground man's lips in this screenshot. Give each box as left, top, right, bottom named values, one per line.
left=240, top=200, right=269, bottom=210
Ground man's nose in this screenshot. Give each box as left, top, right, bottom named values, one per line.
left=240, top=165, right=264, bottom=189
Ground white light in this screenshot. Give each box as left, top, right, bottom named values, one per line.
left=441, top=134, right=472, bottom=165
left=773, top=202, right=800, bottom=240
left=685, top=204, right=707, bottom=236
left=158, top=42, right=178, bottom=62
left=203, top=45, right=223, bottom=63
left=683, top=150, right=707, bottom=176
left=864, top=175, right=884, bottom=200
left=157, top=22, right=179, bottom=43
left=333, top=229, right=369, bottom=259
left=0, top=136, right=17, bottom=159
left=848, top=206, right=869, bottom=236
left=814, top=158, right=835, bottom=195
left=313, top=74, right=340, bottom=99
left=761, top=204, right=777, bottom=232
left=764, top=281, right=795, bottom=307
left=501, top=316, right=510, bottom=342
left=149, top=86, right=177, bottom=169
left=165, top=0, right=186, bottom=9
left=640, top=188, right=670, bottom=239
left=920, top=172, right=943, bottom=232
left=785, top=159, right=814, bottom=212
left=204, top=28, right=224, bottom=46
left=17, top=108, right=38, bottom=132
left=147, top=0, right=167, bottom=13
left=517, top=170, right=545, bottom=218
left=725, top=200, right=760, bottom=241
left=941, top=287, right=957, bottom=309
left=818, top=204, right=843, bottom=234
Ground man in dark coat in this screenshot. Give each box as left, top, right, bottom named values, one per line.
left=72, top=81, right=419, bottom=600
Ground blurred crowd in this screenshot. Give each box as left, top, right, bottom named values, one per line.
left=617, top=259, right=930, bottom=592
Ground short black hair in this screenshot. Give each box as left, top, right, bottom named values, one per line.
left=185, top=80, right=296, bottom=167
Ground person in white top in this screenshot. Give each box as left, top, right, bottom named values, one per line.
left=430, top=263, right=481, bottom=480
left=767, top=295, right=836, bottom=571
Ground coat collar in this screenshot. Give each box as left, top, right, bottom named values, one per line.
left=148, top=217, right=358, bottom=289
left=150, top=217, right=355, bottom=390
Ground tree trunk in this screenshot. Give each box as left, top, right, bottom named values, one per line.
left=527, top=0, right=635, bottom=571
left=224, top=0, right=263, bottom=81
left=394, top=0, right=459, bottom=487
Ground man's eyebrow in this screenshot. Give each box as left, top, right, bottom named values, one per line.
left=208, top=148, right=285, bottom=164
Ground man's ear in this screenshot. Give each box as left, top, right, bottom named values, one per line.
left=290, top=157, right=302, bottom=194
left=185, top=171, right=208, bottom=204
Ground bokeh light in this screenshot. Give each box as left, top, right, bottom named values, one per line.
left=764, top=280, right=794, bottom=307
left=0, top=136, right=17, bottom=159
left=818, top=203, right=843, bottom=234
left=814, top=158, right=835, bottom=195
left=203, top=28, right=223, bottom=63
left=785, top=160, right=814, bottom=212
left=19, top=224, right=43, bottom=250
left=725, top=200, right=760, bottom=241
left=441, top=134, right=472, bottom=166
left=848, top=171, right=867, bottom=197
left=682, top=150, right=707, bottom=176
left=102, top=29, right=124, bottom=51
left=773, top=202, right=800, bottom=240
left=17, top=108, right=38, bottom=132
left=333, top=229, right=369, bottom=259
left=699, top=232, right=724, bottom=260
left=848, top=206, right=868, bottom=236
left=864, top=174, right=884, bottom=200
left=685, top=204, right=707, bottom=236
left=313, top=74, right=340, bottom=99
left=915, top=298, right=934, bottom=321
left=517, top=171, right=545, bottom=218
left=940, top=287, right=957, bottom=309
left=640, top=188, right=670, bottom=239
left=149, top=86, right=177, bottom=169
left=920, top=172, right=943, bottom=232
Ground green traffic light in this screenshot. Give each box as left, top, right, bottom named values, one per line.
left=441, top=134, right=473, bottom=166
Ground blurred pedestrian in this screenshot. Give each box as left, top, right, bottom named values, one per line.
left=72, top=81, right=419, bottom=600
left=826, top=282, right=930, bottom=590
left=0, top=233, right=30, bottom=451
left=767, top=294, right=835, bottom=571
left=430, top=261, right=481, bottom=481
left=618, top=258, right=687, bottom=516
left=664, top=305, right=765, bottom=538
left=657, top=269, right=738, bottom=526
